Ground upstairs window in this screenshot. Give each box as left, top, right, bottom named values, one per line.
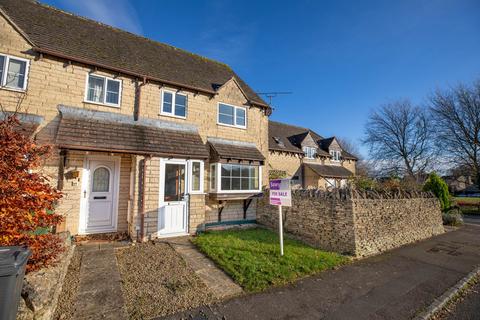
left=0, top=54, right=29, bottom=91
left=330, top=150, right=341, bottom=162
left=85, top=74, right=121, bottom=107
left=303, top=147, right=317, bottom=159
left=218, top=103, right=247, bottom=129
left=161, top=90, right=187, bottom=118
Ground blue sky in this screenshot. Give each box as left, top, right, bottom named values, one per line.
left=43, top=0, right=480, bottom=156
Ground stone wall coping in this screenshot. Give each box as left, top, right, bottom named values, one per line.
left=264, top=187, right=436, bottom=200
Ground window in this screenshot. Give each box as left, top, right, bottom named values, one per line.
left=85, top=74, right=121, bottom=107
left=330, top=150, right=341, bottom=162
left=217, top=103, right=247, bottom=128
left=210, top=164, right=217, bottom=191
left=164, top=163, right=185, bottom=201
left=189, top=160, right=204, bottom=193
left=161, top=90, right=187, bottom=118
left=92, top=167, right=110, bottom=192
left=219, top=164, right=259, bottom=191
left=303, top=147, right=317, bottom=159
left=0, top=54, right=29, bottom=91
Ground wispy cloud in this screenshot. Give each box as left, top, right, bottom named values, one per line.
left=57, top=0, right=143, bottom=35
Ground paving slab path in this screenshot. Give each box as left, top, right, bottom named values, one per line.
left=165, top=237, right=243, bottom=299
left=162, top=225, right=480, bottom=320
left=73, top=242, right=128, bottom=320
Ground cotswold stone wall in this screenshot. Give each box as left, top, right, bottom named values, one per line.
left=257, top=189, right=444, bottom=256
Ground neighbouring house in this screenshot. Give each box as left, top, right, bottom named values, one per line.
left=268, top=121, right=357, bottom=189
left=442, top=175, right=479, bottom=195
left=0, top=0, right=270, bottom=241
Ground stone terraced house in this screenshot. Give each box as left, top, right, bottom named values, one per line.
left=269, top=121, right=357, bottom=189
left=0, top=0, right=271, bottom=240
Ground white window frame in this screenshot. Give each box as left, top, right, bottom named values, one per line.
left=210, top=163, right=262, bottom=193
left=84, top=73, right=122, bottom=107
left=210, top=163, right=217, bottom=192
left=330, top=150, right=341, bottom=162
left=303, top=146, right=316, bottom=159
left=160, top=89, right=188, bottom=119
left=188, top=160, right=204, bottom=194
left=0, top=53, right=30, bottom=92
left=217, top=102, right=247, bottom=129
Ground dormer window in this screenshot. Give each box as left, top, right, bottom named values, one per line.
left=330, top=150, right=341, bottom=162
left=303, top=147, right=316, bottom=159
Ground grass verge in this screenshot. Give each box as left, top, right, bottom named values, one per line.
left=192, top=228, right=348, bottom=292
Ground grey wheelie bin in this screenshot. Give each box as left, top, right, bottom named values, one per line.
left=0, top=246, right=31, bottom=320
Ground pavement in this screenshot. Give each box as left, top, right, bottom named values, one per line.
left=438, top=278, right=480, bottom=320
left=162, top=225, right=480, bottom=320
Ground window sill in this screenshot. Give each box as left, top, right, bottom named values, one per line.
left=0, top=86, right=27, bottom=93
left=83, top=100, right=120, bottom=108
left=217, top=122, right=247, bottom=130
left=159, top=112, right=187, bottom=120
left=209, top=192, right=263, bottom=201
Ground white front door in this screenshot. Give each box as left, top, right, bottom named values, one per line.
left=158, top=159, right=188, bottom=236
left=80, top=158, right=120, bottom=234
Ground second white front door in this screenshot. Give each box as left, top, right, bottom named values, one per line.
left=158, top=159, right=188, bottom=236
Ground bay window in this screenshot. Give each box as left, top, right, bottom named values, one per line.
left=85, top=74, right=122, bottom=107
left=210, top=163, right=261, bottom=193
left=0, top=54, right=29, bottom=91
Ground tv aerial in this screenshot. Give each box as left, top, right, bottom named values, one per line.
left=256, top=91, right=292, bottom=109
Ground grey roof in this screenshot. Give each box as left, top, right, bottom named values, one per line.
left=304, top=163, right=354, bottom=178
left=56, top=105, right=209, bottom=158
left=269, top=120, right=357, bottom=160
left=0, top=0, right=268, bottom=108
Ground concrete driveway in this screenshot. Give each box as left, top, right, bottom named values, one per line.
left=163, top=225, right=480, bottom=320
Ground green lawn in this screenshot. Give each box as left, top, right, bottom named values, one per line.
left=192, top=228, right=348, bottom=292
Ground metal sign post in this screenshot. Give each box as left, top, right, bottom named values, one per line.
left=269, top=179, right=291, bottom=256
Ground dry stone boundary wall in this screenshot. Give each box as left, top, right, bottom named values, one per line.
left=257, top=189, right=444, bottom=256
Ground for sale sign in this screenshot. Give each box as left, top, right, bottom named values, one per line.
left=269, top=179, right=292, bottom=207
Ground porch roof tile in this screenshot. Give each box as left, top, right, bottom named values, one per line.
left=56, top=105, right=209, bottom=158
left=208, top=137, right=265, bottom=163
left=304, top=163, right=354, bottom=179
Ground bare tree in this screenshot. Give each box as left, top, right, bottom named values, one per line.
left=429, top=81, right=480, bottom=188
left=337, top=137, right=373, bottom=177
left=362, top=100, right=434, bottom=180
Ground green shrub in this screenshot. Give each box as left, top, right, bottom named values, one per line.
left=423, top=172, right=451, bottom=211
left=351, top=176, right=377, bottom=190
left=442, top=207, right=463, bottom=226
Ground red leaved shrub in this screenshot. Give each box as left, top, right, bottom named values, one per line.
left=0, top=114, right=63, bottom=272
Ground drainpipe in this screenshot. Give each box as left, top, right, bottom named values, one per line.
left=134, top=77, right=147, bottom=121
left=139, top=155, right=150, bottom=242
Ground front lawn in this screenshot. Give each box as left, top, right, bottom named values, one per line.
left=192, top=228, right=348, bottom=292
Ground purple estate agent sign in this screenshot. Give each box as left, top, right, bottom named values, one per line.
left=269, top=179, right=292, bottom=207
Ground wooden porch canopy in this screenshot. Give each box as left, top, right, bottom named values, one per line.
left=208, top=137, right=265, bottom=165
left=55, top=105, right=209, bottom=158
